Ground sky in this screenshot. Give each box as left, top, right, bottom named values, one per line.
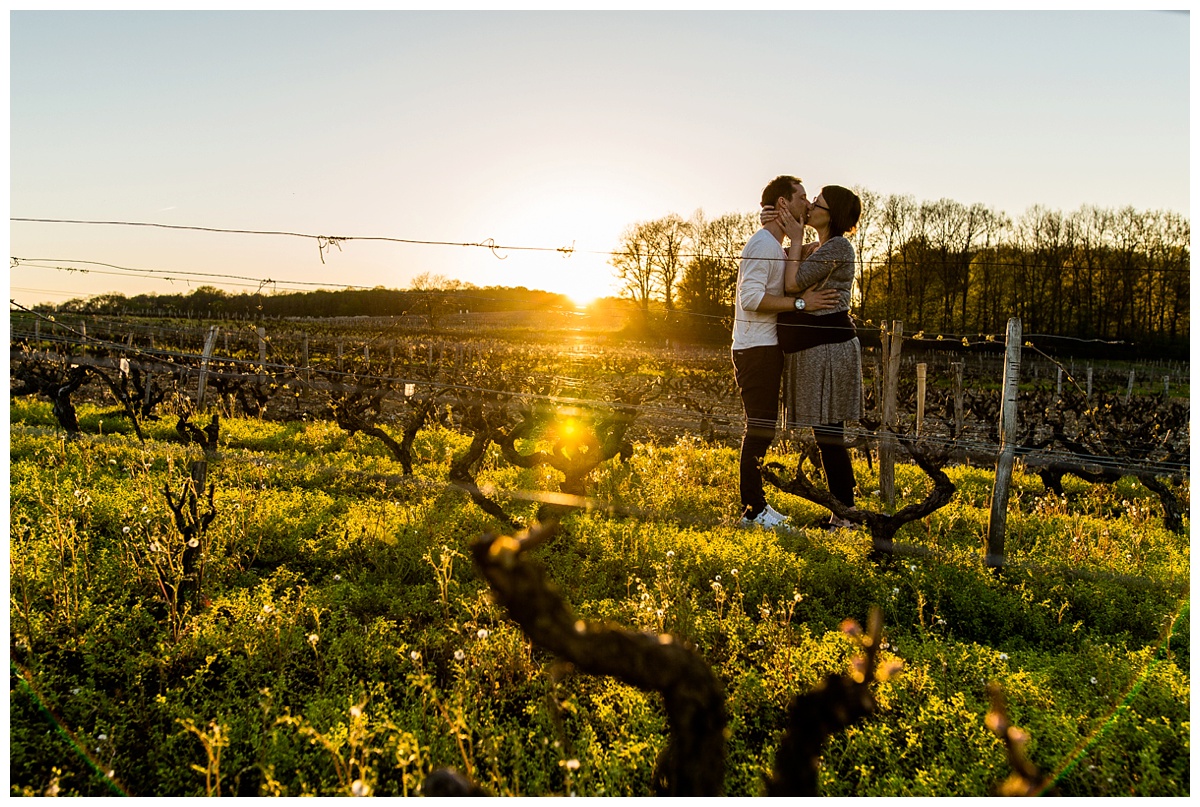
left=7, top=9, right=1191, bottom=309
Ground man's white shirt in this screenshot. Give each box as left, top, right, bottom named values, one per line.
left=732, top=227, right=786, bottom=350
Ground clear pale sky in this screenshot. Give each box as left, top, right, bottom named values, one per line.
left=8, top=9, right=1191, bottom=309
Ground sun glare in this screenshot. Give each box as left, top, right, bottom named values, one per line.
left=479, top=176, right=625, bottom=306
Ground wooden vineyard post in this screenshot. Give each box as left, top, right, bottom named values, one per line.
left=1163, top=376, right=1170, bottom=398
left=952, top=361, right=966, bottom=464
left=301, top=333, right=310, bottom=382
left=1086, top=367, right=1093, bottom=400
left=256, top=327, right=267, bottom=383
left=879, top=321, right=903, bottom=508
left=915, top=363, right=927, bottom=436
left=1056, top=367, right=1063, bottom=396
left=985, top=317, right=1022, bottom=570
left=196, top=325, right=220, bottom=410
left=337, top=339, right=345, bottom=372
left=364, top=344, right=370, bottom=365
left=33, top=318, right=40, bottom=349
left=1125, top=369, right=1135, bottom=404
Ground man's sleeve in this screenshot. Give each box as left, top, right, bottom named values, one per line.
left=737, top=240, right=773, bottom=313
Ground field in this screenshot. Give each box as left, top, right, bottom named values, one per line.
left=7, top=314, right=1192, bottom=797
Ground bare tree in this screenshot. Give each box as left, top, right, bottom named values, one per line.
left=647, top=214, right=690, bottom=313
left=611, top=222, right=660, bottom=311
left=678, top=210, right=758, bottom=316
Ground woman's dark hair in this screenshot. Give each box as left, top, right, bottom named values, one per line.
left=821, top=185, right=862, bottom=238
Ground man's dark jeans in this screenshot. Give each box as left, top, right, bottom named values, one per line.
left=732, top=344, right=784, bottom=519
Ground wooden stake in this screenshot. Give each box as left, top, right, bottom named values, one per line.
left=985, top=317, right=1022, bottom=570
left=257, top=326, right=267, bottom=383
left=879, top=321, right=903, bottom=508
left=915, top=363, right=927, bottom=436
left=197, top=325, right=220, bottom=410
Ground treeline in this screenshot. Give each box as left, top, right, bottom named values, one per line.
left=610, top=192, right=1190, bottom=355
left=45, top=272, right=573, bottom=324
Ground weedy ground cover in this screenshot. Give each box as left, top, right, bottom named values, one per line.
left=8, top=397, right=1190, bottom=796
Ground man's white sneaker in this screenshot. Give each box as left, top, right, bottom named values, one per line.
left=764, top=504, right=791, bottom=523
left=739, top=506, right=789, bottom=529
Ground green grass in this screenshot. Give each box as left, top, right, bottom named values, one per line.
left=8, top=398, right=1190, bottom=796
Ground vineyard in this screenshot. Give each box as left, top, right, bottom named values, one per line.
left=8, top=309, right=1191, bottom=797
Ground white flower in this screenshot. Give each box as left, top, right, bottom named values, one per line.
left=999, top=653, right=1009, bottom=661
left=1091, top=677, right=1098, bottom=685
left=187, top=538, right=199, bottom=548
left=793, top=593, right=802, bottom=602
left=410, top=650, right=421, bottom=662
left=666, top=550, right=675, bottom=558
left=140, top=506, right=148, bottom=514
left=715, top=574, right=721, bottom=582
left=477, top=629, right=489, bottom=639
left=730, top=568, right=738, bottom=576
left=98, top=734, right=108, bottom=741
left=908, top=564, right=917, bottom=572
left=655, top=609, right=664, bottom=618
left=122, top=526, right=131, bottom=534
left=262, top=604, right=273, bottom=614
left=892, top=587, right=900, bottom=595
left=454, top=649, right=465, bottom=661
left=307, top=634, right=319, bottom=645
left=350, top=706, right=362, bottom=718
left=351, top=779, right=370, bottom=797
left=565, top=759, right=580, bottom=771
left=71, top=688, right=81, bottom=695
left=333, top=574, right=341, bottom=581
left=936, top=618, right=946, bottom=626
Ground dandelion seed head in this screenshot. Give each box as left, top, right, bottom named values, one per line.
left=350, top=706, right=363, bottom=718
left=410, top=650, right=421, bottom=662
left=454, top=649, right=465, bottom=661
left=187, top=538, right=199, bottom=548
left=477, top=628, right=489, bottom=640
left=1091, top=676, right=1098, bottom=685
left=565, top=759, right=580, bottom=771
left=122, top=526, right=131, bottom=534
left=333, top=574, right=341, bottom=581
left=351, top=779, right=370, bottom=797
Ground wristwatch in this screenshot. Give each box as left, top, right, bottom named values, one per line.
left=793, top=297, right=806, bottom=311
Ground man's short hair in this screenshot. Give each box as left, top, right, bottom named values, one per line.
left=761, top=175, right=802, bottom=208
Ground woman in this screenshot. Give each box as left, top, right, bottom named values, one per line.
left=771, top=185, right=863, bottom=529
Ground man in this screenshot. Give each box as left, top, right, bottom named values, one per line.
left=732, top=175, right=838, bottom=527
